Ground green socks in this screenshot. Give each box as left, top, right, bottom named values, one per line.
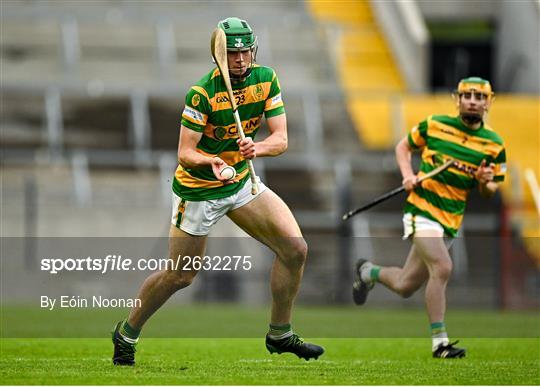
left=360, top=263, right=381, bottom=283
left=119, top=320, right=140, bottom=344
left=431, top=321, right=449, bottom=351
left=268, top=323, right=293, bottom=340
left=370, top=266, right=381, bottom=281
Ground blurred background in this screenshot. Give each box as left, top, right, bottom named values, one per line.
left=1, top=0, right=539, bottom=314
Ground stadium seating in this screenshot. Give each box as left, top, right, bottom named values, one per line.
left=307, top=0, right=405, bottom=148
left=307, top=1, right=540, bottom=266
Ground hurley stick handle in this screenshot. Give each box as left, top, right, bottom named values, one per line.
left=211, top=28, right=259, bottom=195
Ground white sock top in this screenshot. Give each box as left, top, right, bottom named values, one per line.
left=432, top=337, right=449, bottom=352
left=360, top=262, right=374, bottom=283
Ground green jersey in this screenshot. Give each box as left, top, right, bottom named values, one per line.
left=174, top=64, right=285, bottom=201
left=406, top=115, right=507, bottom=237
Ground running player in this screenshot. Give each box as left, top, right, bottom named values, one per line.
left=353, top=77, right=506, bottom=358
left=112, top=17, right=324, bottom=365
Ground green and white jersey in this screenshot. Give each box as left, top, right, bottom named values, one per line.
left=174, top=64, right=285, bottom=201
left=406, top=114, right=506, bottom=237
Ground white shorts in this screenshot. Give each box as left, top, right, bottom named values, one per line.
left=402, top=213, right=445, bottom=240
left=170, top=177, right=267, bottom=236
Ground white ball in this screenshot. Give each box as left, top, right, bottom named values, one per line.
left=220, top=166, right=236, bottom=181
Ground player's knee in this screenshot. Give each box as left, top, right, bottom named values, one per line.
left=165, top=271, right=195, bottom=291
left=431, top=260, right=453, bottom=281
left=281, top=238, right=308, bottom=268
left=172, top=275, right=194, bottom=290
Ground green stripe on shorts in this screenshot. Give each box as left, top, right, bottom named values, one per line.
left=176, top=199, right=185, bottom=228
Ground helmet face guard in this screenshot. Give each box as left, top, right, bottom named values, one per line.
left=217, top=17, right=258, bottom=81
left=456, top=77, right=494, bottom=102
left=454, top=77, right=495, bottom=125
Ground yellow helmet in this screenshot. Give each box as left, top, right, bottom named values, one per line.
left=457, top=77, right=494, bottom=102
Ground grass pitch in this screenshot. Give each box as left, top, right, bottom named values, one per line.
left=1, top=338, right=538, bottom=385
left=1, top=305, right=539, bottom=385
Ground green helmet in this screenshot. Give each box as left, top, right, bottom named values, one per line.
left=217, top=17, right=258, bottom=80
left=218, top=17, right=257, bottom=52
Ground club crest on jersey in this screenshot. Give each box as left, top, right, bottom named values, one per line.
left=214, top=127, right=227, bottom=141
left=191, top=94, right=200, bottom=107
left=234, top=38, right=244, bottom=48
left=253, top=84, right=264, bottom=100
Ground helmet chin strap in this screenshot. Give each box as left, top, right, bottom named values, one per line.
left=229, top=47, right=257, bottom=83
left=230, top=67, right=253, bottom=83
left=460, top=112, right=483, bottom=126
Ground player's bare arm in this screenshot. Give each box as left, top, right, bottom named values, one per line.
left=177, top=125, right=211, bottom=168
left=395, top=136, right=417, bottom=192
left=178, top=124, right=233, bottom=184
left=476, top=159, right=499, bottom=198
left=237, top=114, right=287, bottom=160
left=254, top=113, right=288, bottom=157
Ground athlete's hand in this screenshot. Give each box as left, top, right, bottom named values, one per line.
left=402, top=175, right=418, bottom=192
left=237, top=137, right=256, bottom=160
left=475, top=159, right=495, bottom=185
left=211, top=157, right=235, bottom=185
